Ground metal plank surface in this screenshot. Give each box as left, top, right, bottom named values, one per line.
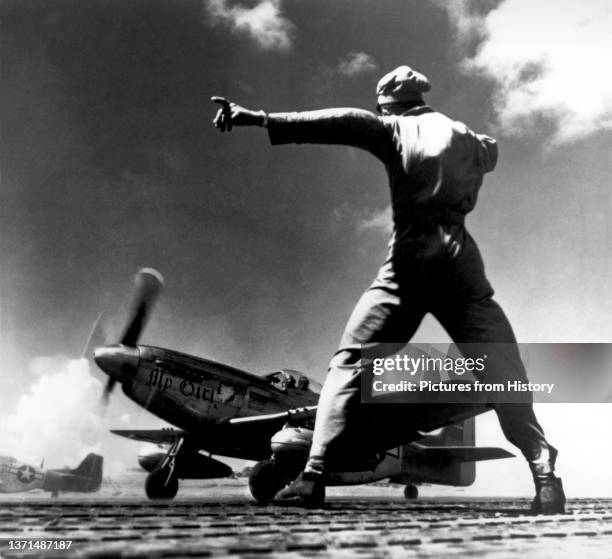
left=1, top=498, right=611, bottom=558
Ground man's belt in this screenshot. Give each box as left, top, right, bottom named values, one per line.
left=395, top=208, right=465, bottom=226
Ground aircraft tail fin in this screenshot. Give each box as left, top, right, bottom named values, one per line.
left=43, top=453, right=104, bottom=493
left=71, top=453, right=104, bottom=491
left=398, top=416, right=514, bottom=486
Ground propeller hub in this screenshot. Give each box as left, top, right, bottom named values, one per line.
left=94, top=344, right=140, bottom=383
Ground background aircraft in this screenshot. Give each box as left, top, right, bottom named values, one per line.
left=0, top=453, right=103, bottom=496
left=94, top=269, right=512, bottom=501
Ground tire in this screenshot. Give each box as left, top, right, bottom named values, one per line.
left=145, top=467, right=179, bottom=500
left=248, top=459, right=290, bottom=503
left=404, top=484, right=419, bottom=499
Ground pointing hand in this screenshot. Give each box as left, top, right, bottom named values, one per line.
left=211, top=96, right=266, bottom=131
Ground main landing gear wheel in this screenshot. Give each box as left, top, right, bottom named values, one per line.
left=249, top=459, right=292, bottom=503
left=404, top=484, right=419, bottom=499
left=145, top=467, right=179, bottom=500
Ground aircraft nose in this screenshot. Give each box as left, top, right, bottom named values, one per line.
left=93, top=345, right=139, bottom=383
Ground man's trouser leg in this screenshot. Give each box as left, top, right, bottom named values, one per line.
left=435, top=295, right=565, bottom=513
left=306, top=276, right=425, bottom=474
left=434, top=295, right=555, bottom=472
left=426, top=229, right=564, bottom=513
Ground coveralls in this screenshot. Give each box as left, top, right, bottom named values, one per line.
left=267, top=105, right=555, bottom=474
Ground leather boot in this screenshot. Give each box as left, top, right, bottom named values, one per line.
left=529, top=446, right=566, bottom=515
left=274, top=471, right=326, bottom=507
left=531, top=474, right=566, bottom=515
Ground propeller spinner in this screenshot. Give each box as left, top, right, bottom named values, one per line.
left=95, top=268, right=164, bottom=405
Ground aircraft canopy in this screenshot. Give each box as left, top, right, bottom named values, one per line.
left=264, top=369, right=320, bottom=393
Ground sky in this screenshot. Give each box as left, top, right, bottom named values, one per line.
left=1, top=0, right=612, bottom=496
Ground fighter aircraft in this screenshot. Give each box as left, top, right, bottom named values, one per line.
left=0, top=453, right=103, bottom=496
left=94, top=269, right=512, bottom=501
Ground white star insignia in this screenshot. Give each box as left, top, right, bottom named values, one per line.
left=17, top=465, right=36, bottom=483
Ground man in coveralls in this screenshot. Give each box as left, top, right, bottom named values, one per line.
left=212, top=65, right=566, bottom=514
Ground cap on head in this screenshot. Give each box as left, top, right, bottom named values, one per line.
left=376, top=65, right=431, bottom=106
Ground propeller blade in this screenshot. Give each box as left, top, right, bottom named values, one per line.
left=97, top=268, right=163, bottom=407
left=82, top=312, right=106, bottom=360
left=102, top=378, right=116, bottom=405
left=119, top=268, right=164, bottom=347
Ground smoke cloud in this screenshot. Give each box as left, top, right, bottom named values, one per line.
left=439, top=0, right=612, bottom=145
left=0, top=356, right=106, bottom=468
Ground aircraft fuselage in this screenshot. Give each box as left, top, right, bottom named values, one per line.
left=98, top=344, right=318, bottom=435
left=0, top=457, right=44, bottom=493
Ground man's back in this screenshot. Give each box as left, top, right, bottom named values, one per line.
left=381, top=107, right=499, bottom=214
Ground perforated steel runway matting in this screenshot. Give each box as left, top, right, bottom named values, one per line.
left=1, top=498, right=612, bottom=558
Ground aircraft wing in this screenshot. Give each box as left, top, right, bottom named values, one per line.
left=111, top=406, right=316, bottom=445
left=227, top=406, right=317, bottom=427
left=111, top=404, right=502, bottom=466
left=111, top=429, right=186, bottom=444
left=111, top=408, right=317, bottom=462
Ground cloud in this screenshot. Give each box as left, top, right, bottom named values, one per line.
left=204, top=0, right=294, bottom=51
left=0, top=356, right=105, bottom=467
left=337, top=52, right=378, bottom=77
left=434, top=0, right=493, bottom=48
left=334, top=203, right=393, bottom=235
left=310, top=52, right=378, bottom=102
left=357, top=205, right=393, bottom=234
left=439, top=0, right=612, bottom=144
